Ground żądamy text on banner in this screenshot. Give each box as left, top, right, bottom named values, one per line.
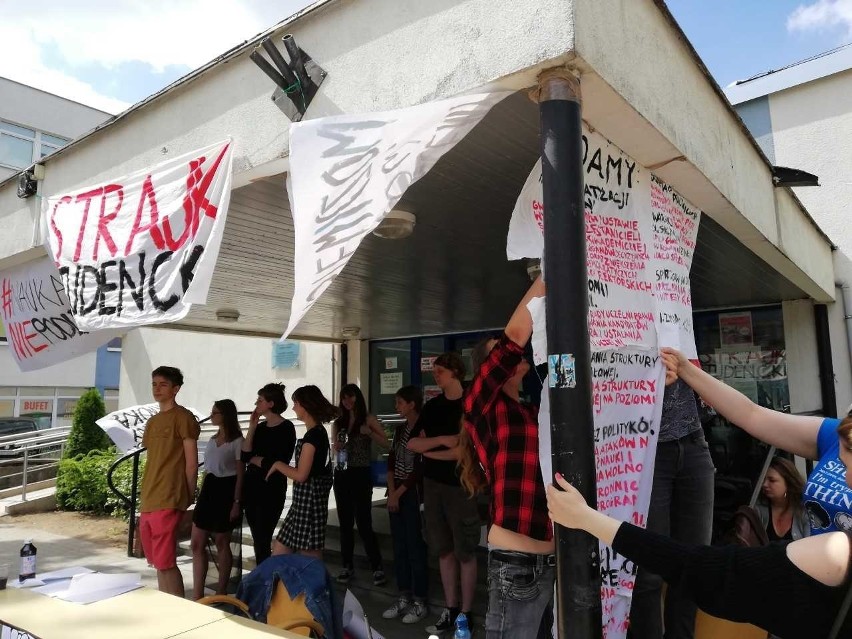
left=283, top=91, right=511, bottom=339
left=511, top=127, right=701, bottom=639
left=42, top=140, right=234, bottom=331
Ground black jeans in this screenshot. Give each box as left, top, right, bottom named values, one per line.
left=334, top=466, right=383, bottom=570
left=389, top=489, right=428, bottom=599
left=628, top=430, right=715, bottom=639
left=485, top=551, right=555, bottom=639
left=244, top=472, right=287, bottom=566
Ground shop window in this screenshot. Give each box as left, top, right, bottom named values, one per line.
left=694, top=306, right=787, bottom=541
left=369, top=340, right=412, bottom=415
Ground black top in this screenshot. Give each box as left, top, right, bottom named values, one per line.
left=613, top=523, right=852, bottom=639
left=766, top=518, right=793, bottom=542
left=658, top=378, right=702, bottom=442
left=419, top=394, right=463, bottom=486
left=301, top=425, right=331, bottom=478
left=241, top=420, right=297, bottom=490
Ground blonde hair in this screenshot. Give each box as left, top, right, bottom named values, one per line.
left=457, top=418, right=487, bottom=497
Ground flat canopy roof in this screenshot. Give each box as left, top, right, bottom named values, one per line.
left=0, top=0, right=836, bottom=342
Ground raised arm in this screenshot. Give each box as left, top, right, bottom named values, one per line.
left=661, top=348, right=822, bottom=459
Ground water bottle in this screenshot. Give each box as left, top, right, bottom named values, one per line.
left=336, top=429, right=349, bottom=471
left=19, top=539, right=37, bottom=582
left=454, top=612, right=471, bottom=639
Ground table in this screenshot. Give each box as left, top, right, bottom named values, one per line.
left=0, top=586, right=300, bottom=638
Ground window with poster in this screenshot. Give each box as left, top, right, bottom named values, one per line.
left=693, top=305, right=788, bottom=540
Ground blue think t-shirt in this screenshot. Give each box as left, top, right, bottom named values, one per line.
left=803, top=418, right=852, bottom=534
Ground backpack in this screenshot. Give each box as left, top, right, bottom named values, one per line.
left=724, top=505, right=769, bottom=547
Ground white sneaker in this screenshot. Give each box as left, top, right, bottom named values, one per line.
left=382, top=597, right=411, bottom=619
left=402, top=600, right=428, bottom=624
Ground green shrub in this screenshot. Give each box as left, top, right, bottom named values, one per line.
left=63, top=388, right=110, bottom=459
left=56, top=449, right=145, bottom=519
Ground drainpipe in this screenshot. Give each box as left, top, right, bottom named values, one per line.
left=836, top=281, right=852, bottom=411
left=813, top=304, right=837, bottom=418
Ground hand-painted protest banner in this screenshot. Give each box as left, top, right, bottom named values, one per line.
left=0, top=256, right=122, bottom=372
left=650, top=174, right=700, bottom=358
left=97, top=403, right=205, bottom=451
left=283, top=91, right=511, bottom=338
left=42, top=140, right=233, bottom=331
left=513, top=129, right=703, bottom=638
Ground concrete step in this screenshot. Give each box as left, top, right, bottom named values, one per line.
left=0, top=485, right=57, bottom=515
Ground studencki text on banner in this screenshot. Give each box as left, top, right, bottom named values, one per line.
left=0, top=256, right=122, bottom=372
left=282, top=91, right=511, bottom=339
left=42, top=140, right=234, bottom=331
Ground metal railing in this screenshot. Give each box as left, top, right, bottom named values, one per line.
left=106, top=412, right=309, bottom=557
left=0, top=427, right=70, bottom=500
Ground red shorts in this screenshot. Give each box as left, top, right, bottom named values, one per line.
left=139, top=509, right=183, bottom=570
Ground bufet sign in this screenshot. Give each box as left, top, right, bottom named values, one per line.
left=42, top=140, right=234, bottom=331
left=0, top=256, right=121, bottom=372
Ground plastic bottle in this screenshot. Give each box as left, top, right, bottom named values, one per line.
left=454, top=612, right=471, bottom=639
left=428, top=636, right=440, bottom=639
left=19, top=539, right=37, bottom=582
left=336, top=429, right=349, bottom=471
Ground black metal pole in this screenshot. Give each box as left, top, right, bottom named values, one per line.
left=814, top=304, right=838, bottom=418
left=127, top=452, right=140, bottom=557
left=536, top=68, right=602, bottom=639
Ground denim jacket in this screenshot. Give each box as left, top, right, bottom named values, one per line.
left=237, top=554, right=342, bottom=639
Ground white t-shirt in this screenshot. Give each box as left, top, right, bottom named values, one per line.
left=203, top=436, right=243, bottom=477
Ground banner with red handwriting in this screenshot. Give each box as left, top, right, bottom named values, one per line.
left=283, top=91, right=511, bottom=338
left=42, top=140, right=233, bottom=331
left=512, top=128, right=701, bottom=639
left=0, top=256, right=122, bottom=372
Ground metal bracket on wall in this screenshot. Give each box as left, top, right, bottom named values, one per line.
left=250, top=34, right=326, bottom=122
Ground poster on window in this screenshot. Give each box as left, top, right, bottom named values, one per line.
left=0, top=255, right=121, bottom=372
left=719, top=311, right=753, bottom=347
left=42, top=140, right=233, bottom=331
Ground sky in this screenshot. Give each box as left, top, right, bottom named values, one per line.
left=1, top=1, right=852, bottom=115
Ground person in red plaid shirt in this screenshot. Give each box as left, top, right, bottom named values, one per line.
left=462, top=275, right=555, bottom=638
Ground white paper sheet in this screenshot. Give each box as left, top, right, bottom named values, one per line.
left=342, top=590, right=385, bottom=639
left=34, top=572, right=141, bottom=604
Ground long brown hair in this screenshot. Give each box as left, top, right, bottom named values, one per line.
left=761, top=456, right=805, bottom=513
left=457, top=418, right=487, bottom=497
left=292, top=385, right=339, bottom=424
left=213, top=399, right=242, bottom=442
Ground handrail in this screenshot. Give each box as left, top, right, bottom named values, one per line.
left=106, top=409, right=303, bottom=557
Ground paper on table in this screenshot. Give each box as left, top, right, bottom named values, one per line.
left=7, top=578, right=46, bottom=589
left=35, top=572, right=141, bottom=604
left=38, top=566, right=95, bottom=581
left=342, top=590, right=385, bottom=639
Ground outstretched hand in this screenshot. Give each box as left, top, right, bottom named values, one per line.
left=546, top=473, right=592, bottom=530
left=661, top=347, right=689, bottom=386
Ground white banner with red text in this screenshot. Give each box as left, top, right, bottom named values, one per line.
left=514, top=128, right=701, bottom=638
left=0, top=256, right=122, bottom=372
left=42, top=140, right=233, bottom=331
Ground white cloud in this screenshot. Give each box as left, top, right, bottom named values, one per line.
left=788, top=0, right=852, bottom=39
left=0, top=0, right=310, bottom=114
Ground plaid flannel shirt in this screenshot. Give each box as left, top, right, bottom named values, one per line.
left=463, top=334, right=552, bottom=541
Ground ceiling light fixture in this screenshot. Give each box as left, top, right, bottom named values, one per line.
left=216, top=308, right=240, bottom=322
left=373, top=209, right=416, bottom=240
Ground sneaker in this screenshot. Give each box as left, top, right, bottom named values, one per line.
left=372, top=569, right=388, bottom=586
left=336, top=567, right=353, bottom=584
left=382, top=597, right=411, bottom=619
left=425, top=608, right=457, bottom=634
left=401, top=600, right=428, bottom=624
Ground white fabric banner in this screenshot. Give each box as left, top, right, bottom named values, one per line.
left=96, top=403, right=205, bottom=452
left=283, top=91, right=511, bottom=338
left=42, top=140, right=234, bottom=331
left=0, top=256, right=122, bottom=372
left=513, top=129, right=701, bottom=638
